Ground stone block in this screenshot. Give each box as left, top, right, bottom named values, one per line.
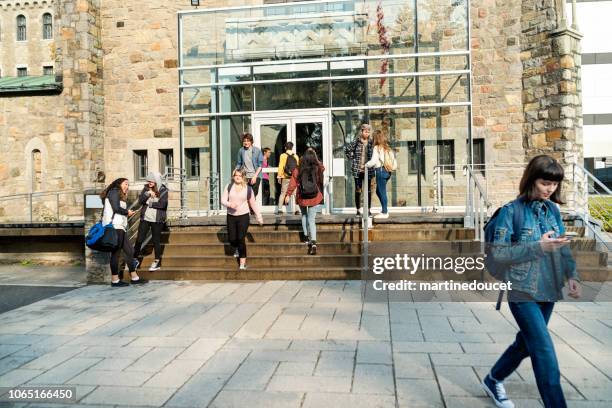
left=545, top=129, right=562, bottom=141
left=164, top=59, right=178, bottom=68
left=154, top=128, right=173, bottom=138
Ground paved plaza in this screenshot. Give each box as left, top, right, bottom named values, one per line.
left=0, top=280, right=611, bottom=408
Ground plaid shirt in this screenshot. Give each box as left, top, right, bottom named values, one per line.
left=344, top=137, right=373, bottom=177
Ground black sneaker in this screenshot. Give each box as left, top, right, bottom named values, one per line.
left=482, top=374, right=515, bottom=408
left=131, top=259, right=140, bottom=271
left=233, top=249, right=239, bottom=258
left=111, top=281, right=129, bottom=287
left=309, top=242, right=317, bottom=255
left=130, top=278, right=148, bottom=285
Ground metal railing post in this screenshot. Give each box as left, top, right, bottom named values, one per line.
left=362, top=166, right=369, bottom=280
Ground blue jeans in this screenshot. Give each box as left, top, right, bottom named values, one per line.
left=375, top=168, right=391, bottom=214
left=491, top=302, right=566, bottom=408
left=300, top=205, right=318, bottom=241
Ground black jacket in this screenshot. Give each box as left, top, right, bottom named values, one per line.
left=138, top=185, right=168, bottom=223
left=107, top=188, right=129, bottom=216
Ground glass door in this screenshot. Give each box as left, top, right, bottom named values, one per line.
left=253, top=112, right=331, bottom=213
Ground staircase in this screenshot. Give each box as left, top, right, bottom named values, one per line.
left=134, top=214, right=610, bottom=282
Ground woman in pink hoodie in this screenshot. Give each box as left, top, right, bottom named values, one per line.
left=221, top=169, right=264, bottom=270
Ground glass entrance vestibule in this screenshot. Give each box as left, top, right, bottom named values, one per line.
left=178, top=0, right=473, bottom=214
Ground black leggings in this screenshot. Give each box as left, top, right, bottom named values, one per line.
left=110, top=229, right=136, bottom=276
left=227, top=213, right=250, bottom=258
left=134, top=221, right=164, bottom=261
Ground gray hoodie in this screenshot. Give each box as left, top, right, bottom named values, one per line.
left=139, top=172, right=168, bottom=223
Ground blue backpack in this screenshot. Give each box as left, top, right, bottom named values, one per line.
left=86, top=211, right=119, bottom=252
left=483, top=199, right=524, bottom=310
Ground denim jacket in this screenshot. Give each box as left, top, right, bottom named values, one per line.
left=491, top=197, right=579, bottom=301
left=235, top=146, right=263, bottom=175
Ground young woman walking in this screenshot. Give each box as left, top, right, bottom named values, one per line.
left=366, top=129, right=397, bottom=219
left=285, top=148, right=325, bottom=255
left=221, top=169, right=263, bottom=270
left=100, top=178, right=147, bottom=287
left=133, top=172, right=168, bottom=272
left=483, top=155, right=581, bottom=408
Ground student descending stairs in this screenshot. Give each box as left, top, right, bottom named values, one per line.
left=135, top=215, right=610, bottom=282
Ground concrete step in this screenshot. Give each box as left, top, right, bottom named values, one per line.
left=142, top=254, right=361, bottom=268
left=574, top=251, right=608, bottom=267
left=161, top=228, right=476, bottom=244
left=576, top=267, right=612, bottom=282
left=134, top=266, right=362, bottom=281
left=152, top=243, right=362, bottom=256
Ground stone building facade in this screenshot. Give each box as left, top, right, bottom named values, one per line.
left=0, top=0, right=583, bottom=221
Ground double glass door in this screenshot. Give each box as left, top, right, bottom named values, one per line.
left=253, top=111, right=330, bottom=213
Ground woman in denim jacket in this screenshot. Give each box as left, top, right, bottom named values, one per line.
left=482, top=155, right=581, bottom=408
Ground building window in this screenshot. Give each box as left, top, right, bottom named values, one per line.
left=436, top=140, right=455, bottom=169
left=17, top=15, right=26, bottom=41
left=408, top=141, right=425, bottom=176
left=159, top=149, right=174, bottom=176
left=134, top=150, right=148, bottom=180
left=42, top=13, right=53, bottom=39
left=43, top=66, right=53, bottom=76
left=17, top=67, right=27, bottom=77
left=472, top=138, right=485, bottom=174
left=32, top=150, right=42, bottom=191
left=185, top=148, right=200, bottom=179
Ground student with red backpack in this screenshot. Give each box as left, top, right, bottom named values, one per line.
left=285, top=148, right=325, bottom=255
left=221, top=169, right=264, bottom=270
left=482, top=155, right=580, bottom=408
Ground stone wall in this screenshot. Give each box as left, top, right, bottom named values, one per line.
left=520, top=0, right=583, bottom=202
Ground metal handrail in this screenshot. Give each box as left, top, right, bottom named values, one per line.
left=362, top=166, right=370, bottom=280
left=571, top=164, right=611, bottom=251
left=0, top=189, right=83, bottom=223
left=463, top=165, right=491, bottom=243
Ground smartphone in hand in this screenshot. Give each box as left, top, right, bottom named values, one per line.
left=561, top=231, right=579, bottom=240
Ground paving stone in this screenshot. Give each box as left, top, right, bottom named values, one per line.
left=78, top=345, right=152, bottom=360
left=177, top=338, right=227, bottom=360
left=0, top=345, right=26, bottom=360
left=267, top=375, right=351, bottom=392
left=314, top=351, right=354, bottom=377
left=357, top=341, right=392, bottom=364
left=66, top=336, right=134, bottom=347
left=396, top=378, right=444, bottom=407
left=393, top=341, right=462, bottom=354
left=0, top=368, right=44, bottom=387
left=352, top=363, right=394, bottom=395
left=276, top=361, right=316, bottom=376
left=144, top=359, right=206, bottom=388
left=81, top=385, right=175, bottom=406
left=289, top=339, right=356, bottom=351
left=436, top=366, right=487, bottom=398
left=22, top=346, right=85, bottom=371
left=165, top=373, right=228, bottom=407
left=303, top=392, right=396, bottom=408
left=430, top=353, right=500, bottom=367
left=0, top=355, right=36, bottom=377
left=197, top=349, right=250, bottom=375
left=125, top=347, right=184, bottom=373
left=210, top=390, right=303, bottom=408
left=225, top=360, right=278, bottom=391
left=248, top=350, right=319, bottom=363
left=89, top=358, right=134, bottom=371
left=28, top=357, right=100, bottom=385
left=67, top=369, right=152, bottom=386
left=394, top=353, right=434, bottom=379
left=224, top=338, right=290, bottom=350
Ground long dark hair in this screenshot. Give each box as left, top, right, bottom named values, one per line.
left=100, top=178, right=128, bottom=201
left=298, top=148, right=322, bottom=180
left=518, top=155, right=565, bottom=204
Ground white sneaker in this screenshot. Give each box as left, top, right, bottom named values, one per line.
left=239, top=263, right=247, bottom=270
left=233, top=249, right=239, bottom=258
left=374, top=213, right=389, bottom=219
left=148, top=260, right=160, bottom=271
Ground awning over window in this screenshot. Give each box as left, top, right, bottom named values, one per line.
left=0, top=75, right=62, bottom=94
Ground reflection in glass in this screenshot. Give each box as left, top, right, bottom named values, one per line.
left=218, top=85, right=253, bottom=113
left=181, top=87, right=212, bottom=115
left=255, top=82, right=329, bottom=111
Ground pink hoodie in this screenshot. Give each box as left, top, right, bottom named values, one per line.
left=221, top=183, right=263, bottom=223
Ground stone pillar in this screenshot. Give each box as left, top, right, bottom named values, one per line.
left=60, top=0, right=105, bottom=191
left=521, top=0, right=583, bottom=204
left=84, top=189, right=108, bottom=283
